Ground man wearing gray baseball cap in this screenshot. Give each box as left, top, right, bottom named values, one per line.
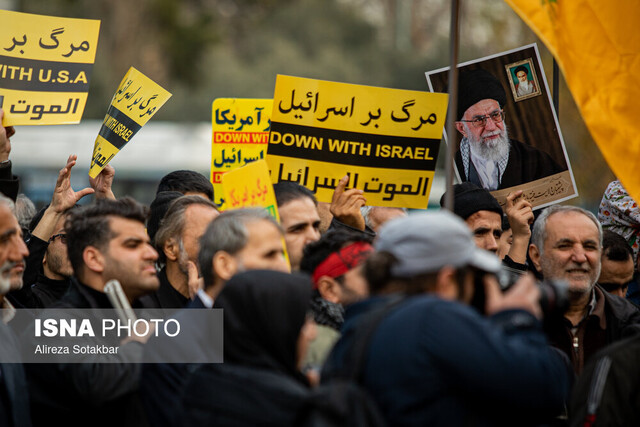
left=322, top=210, right=572, bottom=426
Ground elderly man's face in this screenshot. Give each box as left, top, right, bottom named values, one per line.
left=517, top=71, right=528, bottom=83
left=0, top=204, right=29, bottom=294
left=456, top=99, right=505, bottom=143
left=530, top=211, right=601, bottom=296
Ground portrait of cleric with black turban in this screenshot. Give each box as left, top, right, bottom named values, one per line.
left=454, top=68, right=563, bottom=191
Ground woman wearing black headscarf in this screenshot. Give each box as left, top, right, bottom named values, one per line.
left=178, top=269, right=315, bottom=426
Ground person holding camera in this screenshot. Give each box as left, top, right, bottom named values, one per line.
left=321, top=211, right=572, bottom=426
left=529, top=205, right=640, bottom=374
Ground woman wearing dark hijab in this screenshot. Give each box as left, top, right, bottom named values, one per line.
left=178, top=269, right=316, bottom=426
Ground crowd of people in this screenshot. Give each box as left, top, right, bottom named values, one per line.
left=0, top=89, right=639, bottom=427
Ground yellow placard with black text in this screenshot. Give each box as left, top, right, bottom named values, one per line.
left=268, top=75, right=448, bottom=209
left=221, top=159, right=290, bottom=270
left=89, top=67, right=171, bottom=178
left=0, top=10, right=100, bottom=126
left=211, top=98, right=272, bottom=207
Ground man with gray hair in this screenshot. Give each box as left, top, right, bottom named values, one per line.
left=197, top=207, right=290, bottom=303
left=141, top=207, right=289, bottom=427
left=529, top=204, right=640, bottom=374
left=0, top=194, right=28, bottom=296
left=138, top=195, right=219, bottom=309
left=0, top=192, right=31, bottom=427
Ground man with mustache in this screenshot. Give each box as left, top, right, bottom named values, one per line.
left=455, top=68, right=563, bottom=191
left=529, top=205, right=640, bottom=374
left=0, top=193, right=31, bottom=427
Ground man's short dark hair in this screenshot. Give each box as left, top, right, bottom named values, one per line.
left=273, top=181, right=317, bottom=207
left=602, top=230, right=633, bottom=262
left=65, top=197, right=149, bottom=279
left=300, top=229, right=373, bottom=276
left=156, top=170, right=214, bottom=201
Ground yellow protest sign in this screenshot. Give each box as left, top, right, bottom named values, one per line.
left=221, top=159, right=278, bottom=215
left=211, top=98, right=272, bottom=206
left=268, top=75, right=448, bottom=209
left=0, top=10, right=100, bottom=126
left=222, top=159, right=290, bottom=270
left=505, top=0, right=640, bottom=205
left=89, top=67, right=171, bottom=178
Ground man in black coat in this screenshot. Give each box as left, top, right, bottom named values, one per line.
left=8, top=154, right=116, bottom=309
left=0, top=193, right=31, bottom=427
left=529, top=205, right=640, bottom=374
left=137, top=195, right=219, bottom=310
left=141, top=207, right=291, bottom=427
left=24, top=197, right=160, bottom=427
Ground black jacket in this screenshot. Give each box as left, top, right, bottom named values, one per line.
left=0, top=320, right=31, bottom=427
left=23, top=279, right=147, bottom=427
left=7, top=237, right=71, bottom=309
left=544, top=285, right=640, bottom=374
left=0, top=160, right=19, bottom=202
left=135, top=267, right=188, bottom=310
left=569, top=333, right=640, bottom=426
left=180, top=363, right=309, bottom=426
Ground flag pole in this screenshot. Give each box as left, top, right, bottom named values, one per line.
left=444, top=0, right=461, bottom=211
left=552, top=58, right=560, bottom=119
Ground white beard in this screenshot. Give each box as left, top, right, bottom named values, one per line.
left=517, top=80, right=532, bottom=95
left=0, top=261, right=15, bottom=295
left=465, top=123, right=510, bottom=162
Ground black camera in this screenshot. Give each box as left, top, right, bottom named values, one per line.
left=471, top=266, right=570, bottom=317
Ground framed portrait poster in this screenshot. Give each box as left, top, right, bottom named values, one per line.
left=425, top=44, right=577, bottom=210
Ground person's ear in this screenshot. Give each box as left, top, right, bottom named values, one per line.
left=213, top=251, right=238, bottom=282
left=317, top=276, right=341, bottom=304
left=434, top=265, right=459, bottom=300
left=83, top=246, right=105, bottom=274
left=455, top=121, right=467, bottom=137
left=529, top=244, right=542, bottom=271
left=163, top=238, right=179, bottom=262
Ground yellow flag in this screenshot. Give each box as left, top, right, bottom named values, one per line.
left=505, top=0, right=640, bottom=202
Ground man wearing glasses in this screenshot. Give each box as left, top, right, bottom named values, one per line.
left=454, top=68, right=563, bottom=191
left=7, top=155, right=115, bottom=308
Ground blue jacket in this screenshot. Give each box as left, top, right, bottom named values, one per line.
left=323, top=294, right=572, bottom=427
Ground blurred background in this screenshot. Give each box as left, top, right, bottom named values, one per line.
left=5, top=0, right=615, bottom=210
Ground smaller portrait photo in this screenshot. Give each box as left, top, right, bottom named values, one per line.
left=505, top=59, right=541, bottom=102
